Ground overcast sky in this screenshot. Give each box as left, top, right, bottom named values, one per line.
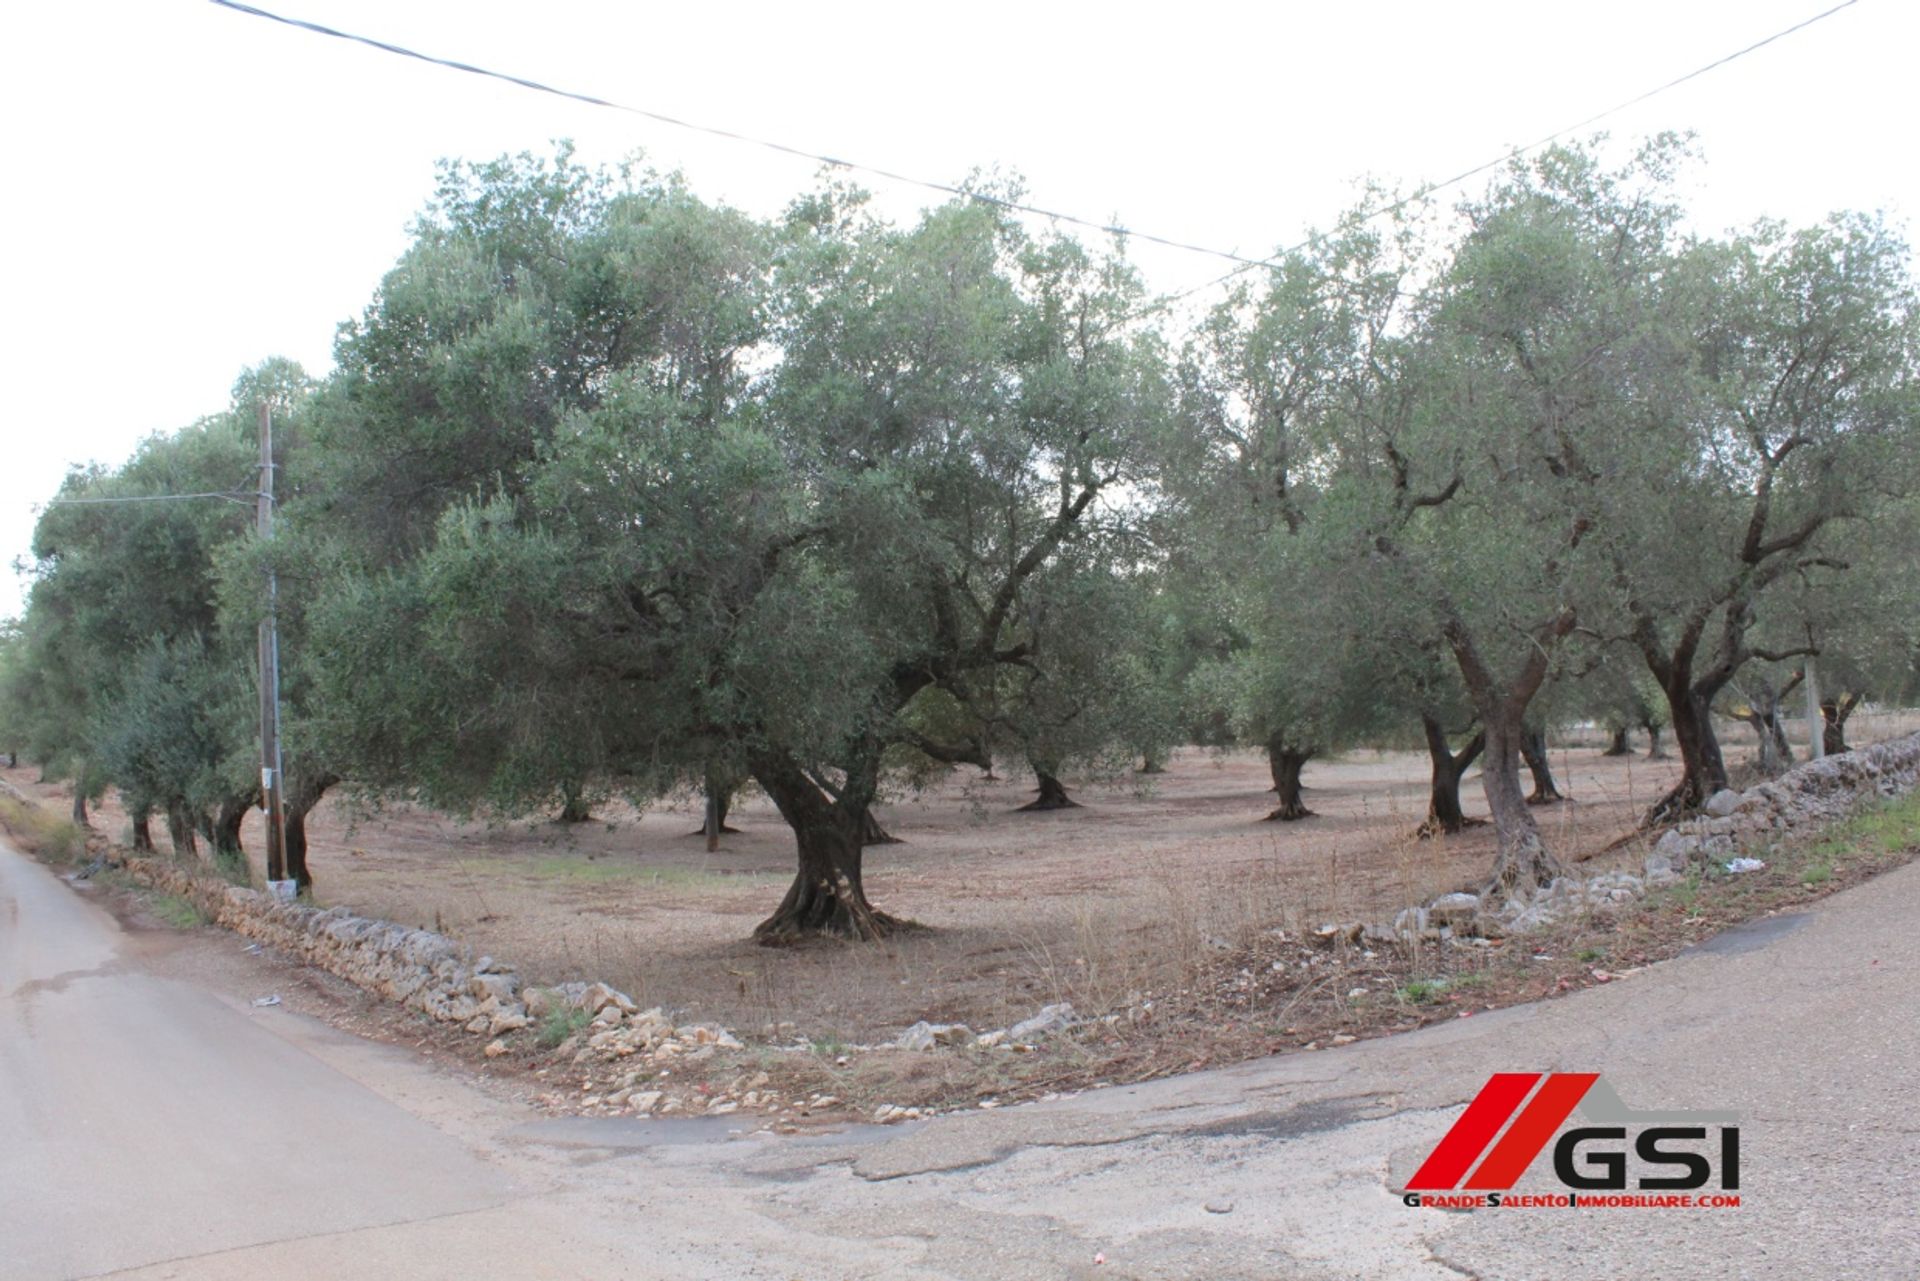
left=3, top=0, right=1911, bottom=616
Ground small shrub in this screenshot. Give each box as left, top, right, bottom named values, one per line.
left=149, top=894, right=205, bottom=929
left=536, top=1005, right=590, bottom=1049
left=1398, top=979, right=1445, bottom=1005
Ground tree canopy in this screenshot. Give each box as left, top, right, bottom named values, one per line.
left=8, top=138, right=1917, bottom=935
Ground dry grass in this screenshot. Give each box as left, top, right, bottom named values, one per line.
left=15, top=742, right=1667, bottom=1043
left=4, top=710, right=1911, bottom=1052
left=0, top=788, right=88, bottom=863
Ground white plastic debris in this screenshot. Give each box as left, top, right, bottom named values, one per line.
left=1724, top=857, right=1767, bottom=874
left=250, top=994, right=282, bottom=1007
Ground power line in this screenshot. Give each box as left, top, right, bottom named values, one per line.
left=209, top=0, right=1862, bottom=303
left=46, top=490, right=257, bottom=507
left=1158, top=0, right=1864, bottom=306
left=207, top=0, right=1277, bottom=271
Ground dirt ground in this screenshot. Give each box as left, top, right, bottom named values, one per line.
left=9, top=710, right=1911, bottom=1048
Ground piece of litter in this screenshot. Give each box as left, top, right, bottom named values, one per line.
left=250, top=995, right=282, bottom=1007
left=242, top=943, right=263, bottom=954
left=1724, top=857, right=1766, bottom=874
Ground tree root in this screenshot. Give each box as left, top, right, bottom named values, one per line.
left=1016, top=794, right=1083, bottom=812
left=752, top=906, right=919, bottom=946
left=1413, top=814, right=1488, bottom=840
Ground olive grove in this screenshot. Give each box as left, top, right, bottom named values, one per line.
left=5, top=138, right=1916, bottom=939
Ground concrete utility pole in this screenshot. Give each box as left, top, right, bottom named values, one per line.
left=257, top=404, right=290, bottom=890
left=1805, top=659, right=1825, bottom=762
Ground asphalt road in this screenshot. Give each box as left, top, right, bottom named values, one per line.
left=3, top=833, right=1916, bottom=1279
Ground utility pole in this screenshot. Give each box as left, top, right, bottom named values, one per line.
left=257, top=403, right=291, bottom=892
left=1805, top=658, right=1825, bottom=762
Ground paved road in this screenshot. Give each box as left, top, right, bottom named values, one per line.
left=3, top=834, right=1916, bottom=1279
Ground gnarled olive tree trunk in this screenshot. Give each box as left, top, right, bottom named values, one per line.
left=556, top=780, right=593, bottom=824
left=1418, top=716, right=1484, bottom=837
left=749, top=751, right=908, bottom=943
left=688, top=764, right=745, bottom=849
left=1602, top=725, right=1631, bottom=756
left=1439, top=606, right=1574, bottom=898
left=283, top=771, right=338, bottom=894
left=1646, top=683, right=1728, bottom=825
left=1821, top=694, right=1861, bottom=756
left=1018, top=757, right=1080, bottom=812
left=1520, top=728, right=1564, bottom=804
left=1479, top=713, right=1564, bottom=895
left=1733, top=678, right=1796, bottom=777
left=165, top=804, right=198, bottom=858
left=1263, top=734, right=1313, bottom=822
left=213, top=795, right=250, bottom=863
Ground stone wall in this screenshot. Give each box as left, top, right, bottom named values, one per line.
left=119, top=855, right=535, bottom=1038
left=1380, top=730, right=1920, bottom=941
left=1642, top=730, right=1920, bottom=883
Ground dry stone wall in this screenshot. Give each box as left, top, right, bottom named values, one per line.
left=1641, top=730, right=1920, bottom=882
left=1377, top=730, right=1920, bottom=941
left=119, top=855, right=537, bottom=1036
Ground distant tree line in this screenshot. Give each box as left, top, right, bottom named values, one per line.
left=5, top=138, right=1917, bottom=936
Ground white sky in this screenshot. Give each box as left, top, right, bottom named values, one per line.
left=3, top=0, right=1911, bottom=617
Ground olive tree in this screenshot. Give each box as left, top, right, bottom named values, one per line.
left=1603, top=212, right=1920, bottom=819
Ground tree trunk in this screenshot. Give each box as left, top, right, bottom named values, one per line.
left=1418, top=716, right=1484, bottom=837
left=1263, top=736, right=1313, bottom=821
left=1646, top=687, right=1726, bottom=825
left=556, top=781, right=592, bottom=824
left=1480, top=713, right=1566, bottom=895
left=688, top=768, right=743, bottom=846
left=1520, top=728, right=1564, bottom=804
left=213, top=796, right=249, bottom=862
left=1018, top=759, right=1081, bottom=812
left=283, top=772, right=336, bottom=894
left=131, top=810, right=154, bottom=852
left=1821, top=695, right=1859, bottom=756
left=749, top=752, right=908, bottom=943
left=1742, top=714, right=1790, bottom=776
left=165, top=805, right=198, bottom=858
left=1138, top=749, right=1166, bottom=775
left=1644, top=720, right=1667, bottom=759
left=1737, top=685, right=1794, bottom=777
left=861, top=809, right=902, bottom=845
left=71, top=789, right=90, bottom=828
left=1602, top=726, right=1631, bottom=756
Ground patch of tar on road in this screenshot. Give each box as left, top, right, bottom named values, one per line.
left=1184, top=1094, right=1400, bottom=1142
left=4, top=958, right=136, bottom=1001
left=504, top=1114, right=755, bottom=1152
left=1684, top=911, right=1812, bottom=955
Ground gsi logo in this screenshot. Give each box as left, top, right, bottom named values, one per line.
left=1404, top=1073, right=1740, bottom=1203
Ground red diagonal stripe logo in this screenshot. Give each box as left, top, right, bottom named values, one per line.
left=1406, top=1073, right=1540, bottom=1190
left=1463, top=1072, right=1600, bottom=1190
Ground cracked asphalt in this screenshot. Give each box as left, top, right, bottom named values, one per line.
left=4, top=832, right=1916, bottom=1279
